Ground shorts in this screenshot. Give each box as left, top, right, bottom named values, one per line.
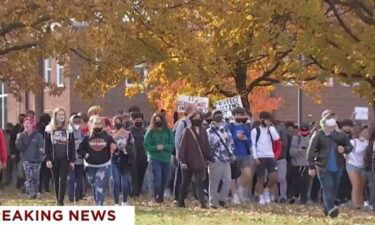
left=255, top=158, right=278, bottom=177
left=236, top=155, right=255, bottom=170
left=346, top=163, right=366, bottom=177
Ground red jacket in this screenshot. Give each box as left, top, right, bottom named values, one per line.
left=0, top=129, right=7, bottom=165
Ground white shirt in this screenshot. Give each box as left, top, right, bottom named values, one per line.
left=251, top=126, right=280, bottom=159
left=348, top=138, right=369, bottom=168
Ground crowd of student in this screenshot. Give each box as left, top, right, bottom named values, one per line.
left=0, top=105, right=374, bottom=219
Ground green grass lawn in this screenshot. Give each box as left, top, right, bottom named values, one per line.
left=1, top=186, right=374, bottom=225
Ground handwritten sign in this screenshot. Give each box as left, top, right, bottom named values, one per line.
left=215, top=96, right=243, bottom=118
left=354, top=107, right=369, bottom=120
left=177, top=96, right=209, bottom=113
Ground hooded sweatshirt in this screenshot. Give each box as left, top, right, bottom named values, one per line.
left=144, top=128, right=174, bottom=163
left=130, top=126, right=147, bottom=163
left=77, top=130, right=116, bottom=167
left=45, top=123, right=75, bottom=162
left=289, top=135, right=310, bottom=166
left=16, top=130, right=44, bottom=162
left=227, top=122, right=252, bottom=157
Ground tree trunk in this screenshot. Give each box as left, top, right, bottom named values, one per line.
left=234, top=63, right=250, bottom=110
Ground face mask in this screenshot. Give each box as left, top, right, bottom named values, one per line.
left=134, top=122, right=143, bottom=128
left=192, top=119, right=202, bottom=127
left=56, top=116, right=65, bottom=123
left=235, top=118, right=242, bottom=123
left=261, top=120, right=267, bottom=127
left=300, top=129, right=310, bottom=137
left=74, top=125, right=80, bottom=130
left=325, top=118, right=336, bottom=127
left=213, top=115, right=223, bottom=123
left=155, top=121, right=163, bottom=127
left=115, top=124, right=122, bottom=130
left=93, top=127, right=102, bottom=133
left=19, top=118, right=25, bottom=124
left=123, top=121, right=131, bottom=129
left=206, top=119, right=213, bottom=124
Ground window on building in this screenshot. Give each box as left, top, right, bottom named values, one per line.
left=56, top=63, right=64, bottom=87
left=0, top=83, right=8, bottom=129
left=126, top=64, right=147, bottom=87
left=44, top=59, right=52, bottom=83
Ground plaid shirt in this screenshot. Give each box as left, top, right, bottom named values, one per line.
left=207, top=123, right=235, bottom=163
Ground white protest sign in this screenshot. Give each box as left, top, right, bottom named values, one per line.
left=177, top=96, right=209, bottom=113
left=354, top=107, right=369, bottom=120
left=215, top=96, right=243, bottom=118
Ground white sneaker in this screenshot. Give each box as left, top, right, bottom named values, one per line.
left=121, top=202, right=128, bottom=206
left=263, top=192, right=271, bottom=204
left=114, top=204, right=120, bottom=206
left=259, top=194, right=266, bottom=205
left=270, top=194, right=275, bottom=202
left=233, top=193, right=241, bottom=204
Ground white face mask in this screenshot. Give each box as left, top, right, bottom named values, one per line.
left=56, top=115, right=65, bottom=123
left=74, top=125, right=80, bottom=130
left=325, top=118, right=336, bottom=127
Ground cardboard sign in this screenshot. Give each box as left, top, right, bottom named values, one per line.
left=215, top=96, right=243, bottom=118
left=177, top=96, right=209, bottom=113
left=354, top=107, right=369, bottom=120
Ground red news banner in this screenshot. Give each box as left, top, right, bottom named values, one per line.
left=0, top=206, right=135, bottom=225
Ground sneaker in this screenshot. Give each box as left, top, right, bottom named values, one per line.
left=232, top=193, right=241, bottom=204
left=259, top=194, right=266, bottom=205
left=279, top=198, right=287, bottom=204
left=177, top=201, right=185, bottom=208
left=328, top=207, right=339, bottom=218
left=270, top=194, right=275, bottom=203
left=263, top=192, right=271, bottom=204
left=219, top=201, right=226, bottom=208
left=289, top=198, right=296, bottom=204
left=209, top=205, right=218, bottom=209
left=114, top=204, right=120, bottom=206
left=121, top=202, right=128, bottom=206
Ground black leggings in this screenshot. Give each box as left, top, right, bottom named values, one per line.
left=179, top=169, right=205, bottom=205
left=51, top=158, right=69, bottom=205
left=287, top=166, right=310, bottom=203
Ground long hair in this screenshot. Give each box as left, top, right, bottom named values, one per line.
left=364, top=125, right=375, bottom=169
left=88, top=106, right=103, bottom=117
left=50, top=108, right=68, bottom=130
left=89, top=115, right=101, bottom=135
left=148, top=112, right=168, bottom=131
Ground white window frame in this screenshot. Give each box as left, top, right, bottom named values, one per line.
left=126, top=64, right=148, bottom=87
left=0, top=83, right=7, bottom=128
left=56, top=63, right=64, bottom=87
left=44, top=59, right=52, bottom=83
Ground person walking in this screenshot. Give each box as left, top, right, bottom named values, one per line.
left=45, top=108, right=76, bottom=206
left=207, top=110, right=235, bottom=208
left=288, top=123, right=311, bottom=204
left=111, top=115, right=134, bottom=205
left=16, top=118, right=44, bottom=199
left=67, top=114, right=85, bottom=203
left=178, top=111, right=212, bottom=208
left=307, top=110, right=352, bottom=218
left=347, top=126, right=369, bottom=209
left=144, top=112, right=174, bottom=203
left=77, top=116, right=116, bottom=206
left=130, top=112, right=148, bottom=197
left=251, top=111, right=280, bottom=205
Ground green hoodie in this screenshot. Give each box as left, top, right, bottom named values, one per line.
left=144, top=128, right=174, bottom=163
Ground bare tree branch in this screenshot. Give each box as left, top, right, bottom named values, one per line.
left=0, top=42, right=38, bottom=55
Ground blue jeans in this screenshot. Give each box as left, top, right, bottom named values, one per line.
left=317, top=168, right=343, bottom=212
left=112, top=162, right=122, bottom=204
left=150, top=159, right=170, bottom=200
left=121, top=172, right=132, bottom=203
left=86, top=164, right=111, bottom=206
left=68, top=165, right=84, bottom=202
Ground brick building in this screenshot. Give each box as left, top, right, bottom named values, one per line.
left=2, top=58, right=374, bottom=127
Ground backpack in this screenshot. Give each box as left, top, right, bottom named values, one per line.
left=172, top=119, right=188, bottom=156
left=255, top=126, right=282, bottom=160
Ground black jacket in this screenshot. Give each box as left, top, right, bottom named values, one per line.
left=44, top=124, right=75, bottom=163
left=307, top=130, right=352, bottom=171
left=77, top=131, right=115, bottom=166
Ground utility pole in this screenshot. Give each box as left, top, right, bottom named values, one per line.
left=298, top=87, right=303, bottom=127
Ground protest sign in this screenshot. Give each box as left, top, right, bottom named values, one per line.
left=177, top=96, right=209, bottom=113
